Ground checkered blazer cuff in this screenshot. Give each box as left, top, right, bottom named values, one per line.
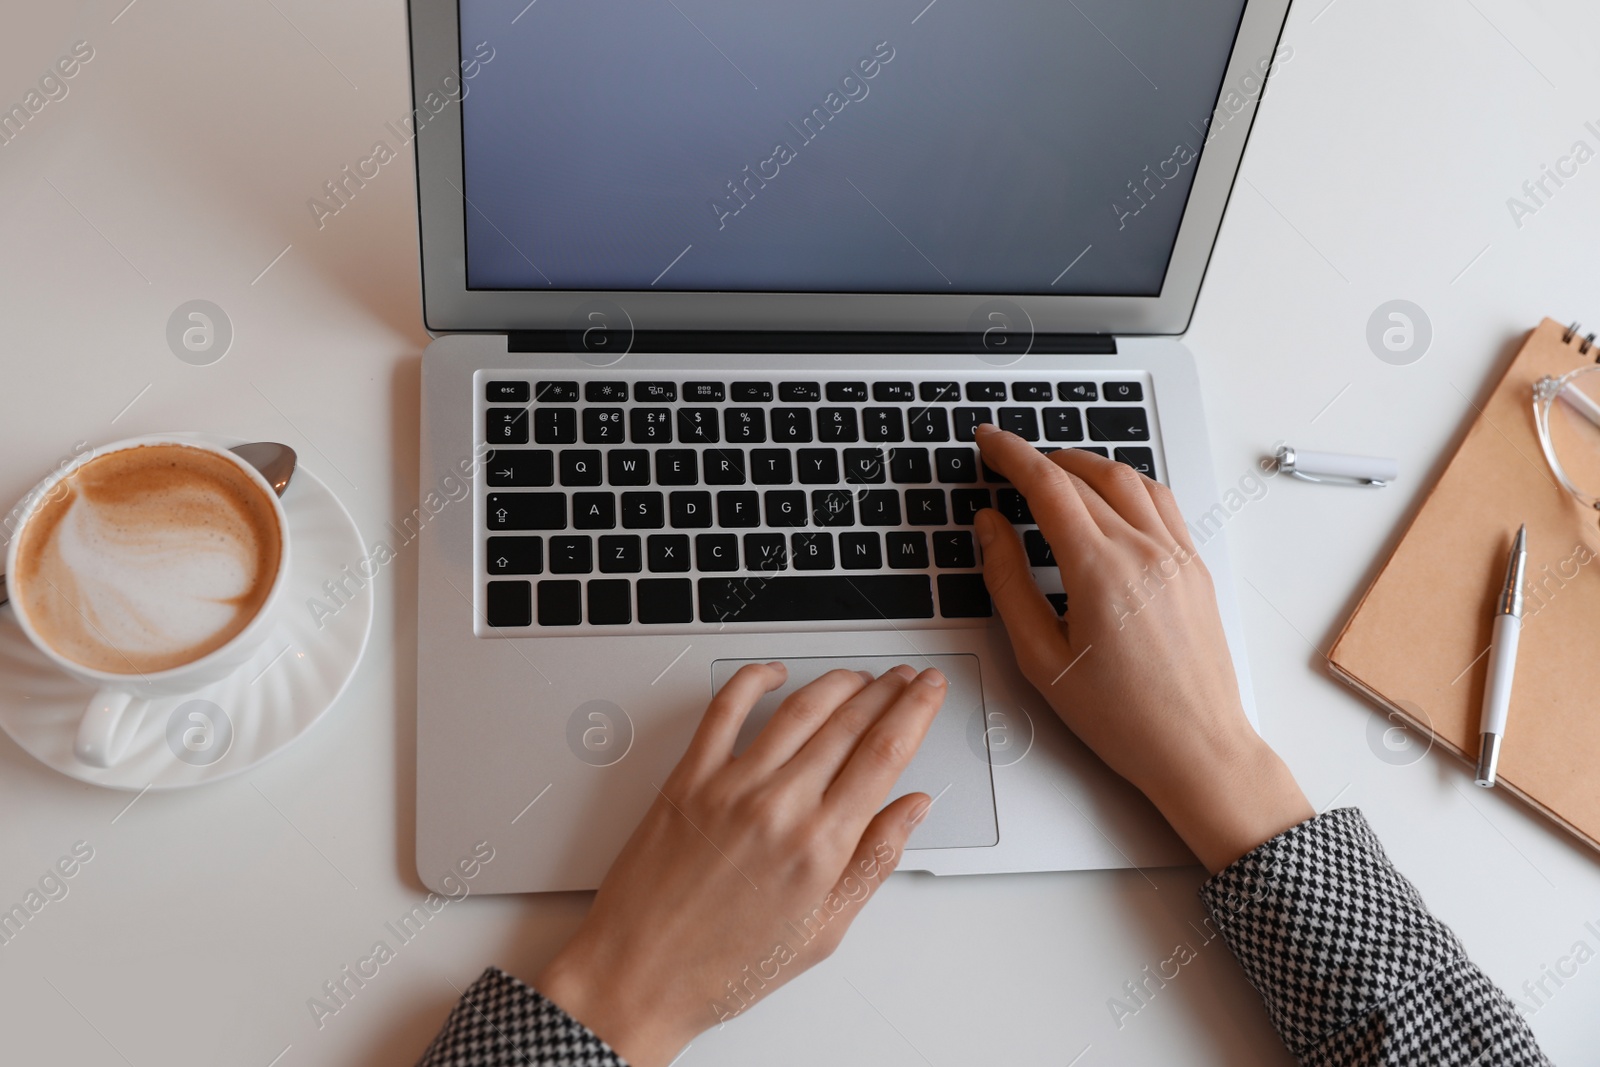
left=1199, top=808, right=1548, bottom=1066
left=415, top=967, right=629, bottom=1067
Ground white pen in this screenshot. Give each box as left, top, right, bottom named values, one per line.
left=1475, top=524, right=1527, bottom=788
left=1275, top=445, right=1398, bottom=488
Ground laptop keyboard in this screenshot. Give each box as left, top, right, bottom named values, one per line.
left=476, top=373, right=1161, bottom=632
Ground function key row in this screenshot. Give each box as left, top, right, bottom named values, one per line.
left=485, top=379, right=1144, bottom=404
left=485, top=405, right=1148, bottom=446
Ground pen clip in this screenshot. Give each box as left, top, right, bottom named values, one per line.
left=1276, top=446, right=1393, bottom=488
left=1284, top=470, right=1391, bottom=488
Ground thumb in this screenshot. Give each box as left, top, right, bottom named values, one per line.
left=853, top=791, right=930, bottom=889
left=976, top=509, right=1068, bottom=679
left=803, top=793, right=928, bottom=958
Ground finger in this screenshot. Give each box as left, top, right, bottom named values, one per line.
left=738, top=668, right=873, bottom=774
left=1049, top=462, right=1129, bottom=537
left=784, top=666, right=918, bottom=787
left=856, top=792, right=929, bottom=884
left=1048, top=448, right=1166, bottom=540
left=1139, top=477, right=1198, bottom=558
left=676, top=661, right=787, bottom=784
left=975, top=425, right=1102, bottom=551
left=825, top=669, right=947, bottom=821
left=975, top=510, right=1072, bottom=678
left=801, top=793, right=928, bottom=955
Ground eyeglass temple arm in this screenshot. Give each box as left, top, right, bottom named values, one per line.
left=1557, top=384, right=1600, bottom=430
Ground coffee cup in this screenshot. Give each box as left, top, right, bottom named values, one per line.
left=4, top=436, right=291, bottom=768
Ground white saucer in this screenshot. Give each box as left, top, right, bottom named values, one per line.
left=0, top=435, right=374, bottom=790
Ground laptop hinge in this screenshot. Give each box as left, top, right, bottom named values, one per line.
left=507, top=329, right=1116, bottom=355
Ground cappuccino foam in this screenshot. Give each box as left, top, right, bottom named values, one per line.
left=13, top=443, right=282, bottom=674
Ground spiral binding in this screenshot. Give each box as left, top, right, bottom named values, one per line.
left=1562, top=321, right=1596, bottom=358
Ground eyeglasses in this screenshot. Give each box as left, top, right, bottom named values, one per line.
left=1533, top=364, right=1600, bottom=524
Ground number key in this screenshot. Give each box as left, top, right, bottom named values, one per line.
left=533, top=408, right=575, bottom=444
left=724, top=407, right=767, bottom=443
left=817, top=407, right=859, bottom=442
left=953, top=407, right=991, bottom=442
left=583, top=408, right=625, bottom=443
left=863, top=408, right=904, bottom=442
left=631, top=408, right=673, bottom=443
left=907, top=407, right=950, bottom=442
left=678, top=408, right=720, bottom=443
left=770, top=408, right=812, bottom=443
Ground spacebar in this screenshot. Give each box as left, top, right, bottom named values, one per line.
left=698, top=575, right=934, bottom=623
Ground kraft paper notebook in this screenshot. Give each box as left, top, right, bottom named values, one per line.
left=1329, top=317, right=1600, bottom=855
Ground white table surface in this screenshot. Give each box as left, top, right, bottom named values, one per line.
left=4, top=2, right=1600, bottom=1064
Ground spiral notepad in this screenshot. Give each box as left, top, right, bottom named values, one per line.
left=1330, top=317, right=1600, bottom=854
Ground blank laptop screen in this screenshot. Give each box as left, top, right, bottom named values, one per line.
left=457, top=0, right=1249, bottom=296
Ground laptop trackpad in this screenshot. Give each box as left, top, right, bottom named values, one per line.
left=712, top=655, right=998, bottom=849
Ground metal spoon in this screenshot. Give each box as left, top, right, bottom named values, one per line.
left=0, top=442, right=296, bottom=607
left=229, top=441, right=298, bottom=498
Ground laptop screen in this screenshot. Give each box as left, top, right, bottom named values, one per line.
left=457, top=1, right=1248, bottom=298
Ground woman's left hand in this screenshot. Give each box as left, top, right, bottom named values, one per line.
left=534, top=661, right=948, bottom=1067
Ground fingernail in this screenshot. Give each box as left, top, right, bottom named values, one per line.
left=907, top=800, right=931, bottom=828
left=975, top=422, right=998, bottom=436
left=917, top=668, right=947, bottom=688
left=766, top=661, right=786, bottom=671
left=857, top=670, right=875, bottom=683
left=887, top=664, right=917, bottom=681
left=975, top=510, right=996, bottom=547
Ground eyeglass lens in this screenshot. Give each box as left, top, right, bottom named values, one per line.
left=1547, top=368, right=1600, bottom=503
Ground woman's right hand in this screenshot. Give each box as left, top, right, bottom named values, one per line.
left=973, top=425, right=1312, bottom=872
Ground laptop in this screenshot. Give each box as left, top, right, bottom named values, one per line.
left=409, top=0, right=1291, bottom=894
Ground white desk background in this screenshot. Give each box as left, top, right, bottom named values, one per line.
left=3, top=2, right=1599, bottom=1064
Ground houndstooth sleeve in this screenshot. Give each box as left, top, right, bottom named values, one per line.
left=415, top=967, right=628, bottom=1067
left=1199, top=808, right=1549, bottom=1066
